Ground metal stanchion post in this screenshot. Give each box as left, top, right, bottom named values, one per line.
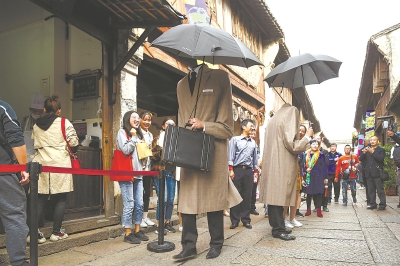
left=29, top=162, right=41, bottom=266
left=147, top=169, right=175, bottom=252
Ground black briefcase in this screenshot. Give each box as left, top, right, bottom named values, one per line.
left=162, top=125, right=215, bottom=171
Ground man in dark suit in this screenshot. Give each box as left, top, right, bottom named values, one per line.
left=359, top=136, right=386, bottom=210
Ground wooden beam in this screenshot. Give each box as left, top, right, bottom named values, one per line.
left=114, top=19, right=182, bottom=28
left=101, top=43, right=115, bottom=217
left=29, top=0, right=113, bottom=46
left=113, top=26, right=155, bottom=75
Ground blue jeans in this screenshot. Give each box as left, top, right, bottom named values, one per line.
left=341, top=178, right=356, bottom=203
left=154, top=172, right=176, bottom=221
left=119, top=179, right=144, bottom=228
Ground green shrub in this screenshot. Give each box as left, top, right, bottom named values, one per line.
left=382, top=144, right=397, bottom=189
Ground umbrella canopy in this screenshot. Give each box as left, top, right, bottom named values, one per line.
left=151, top=24, right=263, bottom=68
left=264, top=53, right=342, bottom=89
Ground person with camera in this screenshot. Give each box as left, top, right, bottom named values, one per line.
left=334, top=145, right=359, bottom=206
left=359, top=136, right=386, bottom=210
left=388, top=127, right=400, bottom=145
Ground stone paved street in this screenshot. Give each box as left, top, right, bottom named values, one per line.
left=39, top=189, right=400, bottom=265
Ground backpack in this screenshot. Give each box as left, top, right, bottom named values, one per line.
left=393, top=145, right=400, bottom=168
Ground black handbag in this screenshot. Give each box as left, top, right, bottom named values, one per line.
left=162, top=125, right=215, bottom=171
left=379, top=168, right=389, bottom=181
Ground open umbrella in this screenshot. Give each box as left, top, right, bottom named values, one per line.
left=264, top=53, right=342, bottom=89
left=151, top=24, right=263, bottom=68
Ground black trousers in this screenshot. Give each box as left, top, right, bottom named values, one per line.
left=143, top=176, right=152, bottom=212
left=267, top=205, right=286, bottom=236
left=333, top=177, right=341, bottom=201
left=181, top=211, right=223, bottom=250
left=323, top=174, right=334, bottom=207
left=230, top=168, right=253, bottom=224
left=37, top=193, right=68, bottom=233
left=307, top=194, right=322, bottom=208
left=367, top=177, right=386, bottom=207
left=250, top=182, right=257, bottom=211
left=364, top=175, right=371, bottom=205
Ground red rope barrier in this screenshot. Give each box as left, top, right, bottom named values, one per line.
left=0, top=164, right=159, bottom=176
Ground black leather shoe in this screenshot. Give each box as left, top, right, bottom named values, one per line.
left=367, top=205, right=377, bottom=210
left=323, top=206, right=329, bottom=212
left=377, top=206, right=386, bottom=211
left=172, top=248, right=197, bottom=261
left=272, top=233, right=296, bottom=241
left=206, top=247, right=221, bottom=259
left=250, top=210, right=259, bottom=215
left=230, top=223, right=238, bottom=229
left=243, top=223, right=252, bottom=229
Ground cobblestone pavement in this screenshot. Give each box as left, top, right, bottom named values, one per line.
left=40, top=187, right=400, bottom=266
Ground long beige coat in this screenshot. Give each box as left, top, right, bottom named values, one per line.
left=259, top=104, right=309, bottom=207
left=177, top=65, right=242, bottom=214
left=32, top=117, right=79, bottom=194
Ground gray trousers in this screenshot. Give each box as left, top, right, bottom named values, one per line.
left=0, top=174, right=28, bottom=266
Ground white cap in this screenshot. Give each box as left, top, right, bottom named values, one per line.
left=30, top=93, right=44, bottom=109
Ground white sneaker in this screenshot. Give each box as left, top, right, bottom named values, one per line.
left=140, top=219, right=148, bottom=228
left=290, top=218, right=302, bottom=227
left=50, top=229, right=68, bottom=242
left=179, top=226, right=183, bottom=232
left=27, top=230, right=46, bottom=244
left=143, top=217, right=155, bottom=226
left=284, top=220, right=294, bottom=229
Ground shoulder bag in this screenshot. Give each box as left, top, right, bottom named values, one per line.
left=379, top=167, right=389, bottom=181
left=61, top=117, right=80, bottom=169
left=110, top=131, right=134, bottom=181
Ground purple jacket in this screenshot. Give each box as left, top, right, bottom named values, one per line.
left=304, top=152, right=328, bottom=195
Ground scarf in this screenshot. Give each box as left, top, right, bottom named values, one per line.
left=304, top=150, right=320, bottom=187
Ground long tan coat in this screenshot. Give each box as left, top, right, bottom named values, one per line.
left=259, top=104, right=309, bottom=207
left=32, top=117, right=79, bottom=194
left=177, top=65, right=242, bottom=214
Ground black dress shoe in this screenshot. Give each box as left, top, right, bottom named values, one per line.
left=206, top=247, right=221, bottom=259
left=250, top=210, right=259, bottom=215
left=243, top=223, right=252, bottom=229
left=272, top=233, right=296, bottom=241
left=367, top=205, right=377, bottom=210
left=377, top=206, right=386, bottom=211
left=173, top=248, right=197, bottom=261
left=230, top=223, right=238, bottom=229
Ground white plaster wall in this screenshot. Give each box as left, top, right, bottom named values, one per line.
left=69, top=25, right=103, bottom=120
left=373, top=29, right=400, bottom=94
left=0, top=1, right=54, bottom=119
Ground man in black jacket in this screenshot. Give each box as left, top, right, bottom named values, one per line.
left=388, top=129, right=400, bottom=144
left=359, top=136, right=386, bottom=210
left=0, top=100, right=30, bottom=266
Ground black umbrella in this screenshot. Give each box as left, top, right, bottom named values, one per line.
left=151, top=24, right=263, bottom=68
left=264, top=53, right=342, bottom=89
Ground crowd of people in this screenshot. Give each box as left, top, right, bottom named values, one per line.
left=1, top=71, right=400, bottom=265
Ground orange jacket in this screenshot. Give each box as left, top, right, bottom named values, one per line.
left=335, top=154, right=359, bottom=180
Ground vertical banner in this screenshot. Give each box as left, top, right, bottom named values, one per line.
left=184, top=0, right=218, bottom=68
left=365, top=110, right=375, bottom=139
left=184, top=0, right=210, bottom=25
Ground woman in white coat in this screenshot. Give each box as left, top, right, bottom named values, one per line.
left=32, top=95, right=79, bottom=242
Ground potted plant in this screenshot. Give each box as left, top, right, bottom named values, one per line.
left=382, top=144, right=397, bottom=196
